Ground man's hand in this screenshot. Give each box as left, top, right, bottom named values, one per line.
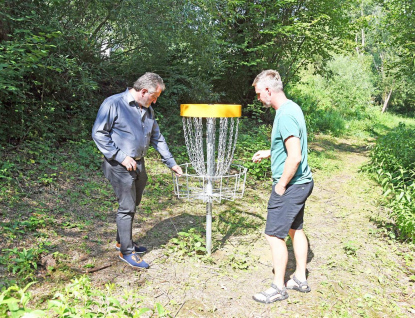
left=275, top=183, right=286, bottom=196
left=171, top=165, right=183, bottom=176
left=122, top=156, right=137, bottom=171
left=252, top=150, right=271, bottom=163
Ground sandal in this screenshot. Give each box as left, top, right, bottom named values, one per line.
left=252, top=283, right=289, bottom=304
left=286, top=275, right=311, bottom=293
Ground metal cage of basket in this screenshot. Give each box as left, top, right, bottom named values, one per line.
left=173, top=104, right=247, bottom=254
left=172, top=163, right=247, bottom=203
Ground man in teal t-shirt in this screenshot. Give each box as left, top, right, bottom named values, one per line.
left=251, top=70, right=314, bottom=304
left=270, top=99, right=312, bottom=185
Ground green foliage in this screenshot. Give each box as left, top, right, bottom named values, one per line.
left=325, top=55, right=376, bottom=115
left=0, top=0, right=358, bottom=146
left=0, top=1, right=107, bottom=143
left=48, top=276, right=153, bottom=317
left=343, top=240, right=360, bottom=256
left=208, top=0, right=353, bottom=105
left=236, top=123, right=271, bottom=180
left=363, top=123, right=415, bottom=241
left=244, top=100, right=275, bottom=125
left=0, top=0, right=413, bottom=149
left=0, top=282, right=45, bottom=318
left=307, top=109, right=345, bottom=137
left=0, top=211, right=53, bottom=240
left=1, top=242, right=50, bottom=279
left=287, top=55, right=379, bottom=139
left=242, top=160, right=270, bottom=181
left=69, top=140, right=103, bottom=171
left=288, top=54, right=376, bottom=136
left=0, top=161, right=15, bottom=181
left=382, top=0, right=415, bottom=81
left=226, top=248, right=258, bottom=271
left=166, top=228, right=208, bottom=259
left=0, top=277, right=169, bottom=317
left=354, top=0, right=415, bottom=114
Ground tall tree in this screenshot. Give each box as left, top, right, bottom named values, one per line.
left=381, top=0, right=415, bottom=113
left=203, top=0, right=354, bottom=105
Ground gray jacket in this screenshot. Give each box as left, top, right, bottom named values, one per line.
left=92, top=89, right=177, bottom=168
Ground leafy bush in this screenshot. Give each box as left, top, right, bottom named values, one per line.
left=363, top=123, right=415, bottom=241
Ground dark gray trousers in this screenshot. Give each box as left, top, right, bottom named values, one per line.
left=102, top=157, right=147, bottom=255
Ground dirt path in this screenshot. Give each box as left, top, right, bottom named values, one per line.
left=75, top=136, right=414, bottom=318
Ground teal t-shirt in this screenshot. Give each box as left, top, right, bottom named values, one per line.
left=270, top=100, right=312, bottom=185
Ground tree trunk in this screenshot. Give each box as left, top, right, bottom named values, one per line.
left=361, top=1, right=365, bottom=48
left=382, top=88, right=393, bottom=113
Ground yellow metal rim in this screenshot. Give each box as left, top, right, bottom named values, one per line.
left=180, top=104, right=242, bottom=118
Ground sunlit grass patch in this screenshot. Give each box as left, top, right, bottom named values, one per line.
left=308, top=148, right=340, bottom=174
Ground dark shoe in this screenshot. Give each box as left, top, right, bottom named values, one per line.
left=252, top=283, right=289, bottom=304
left=118, top=252, right=149, bottom=269
left=115, top=242, right=147, bottom=254
left=286, top=274, right=311, bottom=293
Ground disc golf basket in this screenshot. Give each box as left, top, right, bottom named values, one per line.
left=172, top=104, right=247, bottom=254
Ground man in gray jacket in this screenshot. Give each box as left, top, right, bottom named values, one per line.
left=92, top=72, right=182, bottom=269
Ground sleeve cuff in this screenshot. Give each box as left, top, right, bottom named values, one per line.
left=115, top=150, right=127, bottom=164
left=164, top=158, right=177, bottom=169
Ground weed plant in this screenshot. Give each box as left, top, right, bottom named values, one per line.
left=225, top=248, right=259, bottom=271
left=166, top=227, right=208, bottom=259
left=1, top=244, right=50, bottom=279
left=363, top=123, right=415, bottom=241
left=0, top=277, right=169, bottom=317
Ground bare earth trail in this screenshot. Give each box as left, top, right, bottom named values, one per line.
left=82, top=136, right=414, bottom=317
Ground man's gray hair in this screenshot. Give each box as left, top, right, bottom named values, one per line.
left=133, top=72, right=165, bottom=92
left=252, top=70, right=283, bottom=92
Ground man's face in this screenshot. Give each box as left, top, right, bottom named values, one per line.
left=255, top=84, right=271, bottom=108
left=141, top=86, right=162, bottom=108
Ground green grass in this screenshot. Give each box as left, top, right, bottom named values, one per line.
left=345, top=107, right=415, bottom=139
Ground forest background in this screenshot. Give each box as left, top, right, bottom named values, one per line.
left=0, top=0, right=414, bottom=316
left=1, top=0, right=415, bottom=143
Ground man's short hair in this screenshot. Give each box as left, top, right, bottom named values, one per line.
left=252, top=70, right=283, bottom=92
left=133, top=72, right=165, bottom=92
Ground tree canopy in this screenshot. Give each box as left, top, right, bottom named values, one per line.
left=0, top=0, right=414, bottom=144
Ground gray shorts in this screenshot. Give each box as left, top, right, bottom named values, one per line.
left=265, top=180, right=314, bottom=238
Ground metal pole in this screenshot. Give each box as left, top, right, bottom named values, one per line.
left=206, top=118, right=215, bottom=255
left=206, top=202, right=212, bottom=254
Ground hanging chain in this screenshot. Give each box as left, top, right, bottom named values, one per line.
left=215, top=118, right=239, bottom=176
left=183, top=116, right=239, bottom=177
left=183, top=117, right=206, bottom=175
left=216, top=118, right=228, bottom=175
